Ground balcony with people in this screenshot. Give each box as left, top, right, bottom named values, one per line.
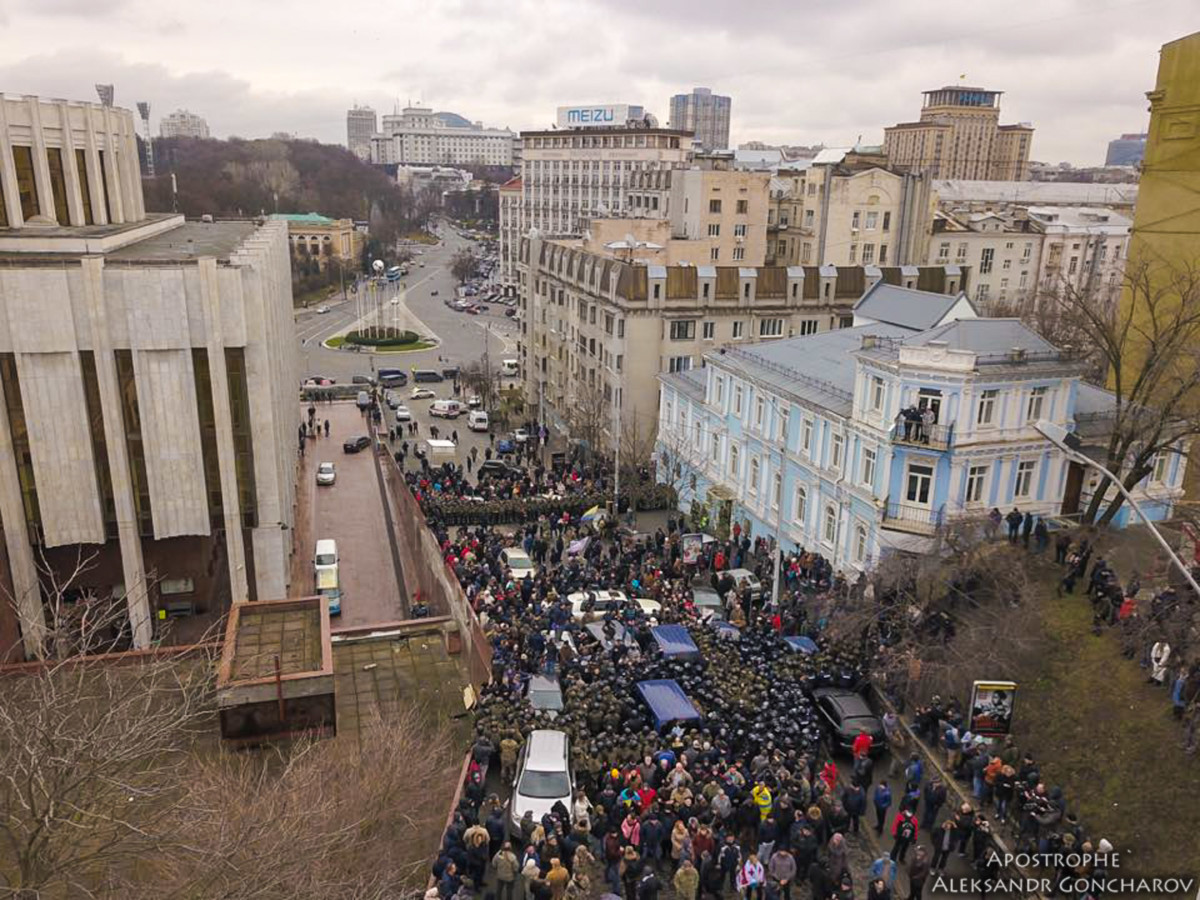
left=892, top=405, right=954, bottom=451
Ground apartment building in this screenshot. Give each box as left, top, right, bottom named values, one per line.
left=765, top=149, right=932, bottom=268
left=1028, top=206, right=1131, bottom=306
left=498, top=176, right=522, bottom=294
left=346, top=105, right=377, bottom=160
left=0, top=94, right=299, bottom=661
left=517, top=231, right=966, bottom=455
left=370, top=106, right=515, bottom=167
left=669, top=87, right=732, bottom=151
left=658, top=304, right=1183, bottom=572
left=929, top=211, right=1043, bottom=310
left=884, top=87, right=1033, bottom=181
left=159, top=108, right=210, bottom=139
left=499, top=111, right=694, bottom=293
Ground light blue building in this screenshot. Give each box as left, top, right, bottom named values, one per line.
left=656, top=284, right=1186, bottom=572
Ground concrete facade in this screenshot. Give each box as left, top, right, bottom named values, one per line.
left=268, top=212, right=364, bottom=269
left=0, top=94, right=299, bottom=661
left=518, top=231, right=966, bottom=456
left=498, top=177, right=522, bottom=293
left=159, top=109, right=210, bottom=140
left=884, top=87, right=1033, bottom=181
left=669, top=87, right=732, bottom=151
left=346, top=105, right=377, bottom=161
left=371, top=106, right=515, bottom=167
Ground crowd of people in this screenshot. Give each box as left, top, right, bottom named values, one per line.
left=418, top=450, right=1018, bottom=900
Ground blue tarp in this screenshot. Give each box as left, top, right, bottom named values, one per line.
left=636, top=679, right=702, bottom=729
left=784, top=635, right=819, bottom=654
left=713, top=620, right=741, bottom=641
left=651, top=624, right=700, bottom=660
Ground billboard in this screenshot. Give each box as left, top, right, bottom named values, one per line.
left=556, top=104, right=640, bottom=129
left=969, top=680, right=1017, bottom=737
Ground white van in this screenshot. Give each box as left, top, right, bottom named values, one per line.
left=467, top=410, right=489, bottom=432
left=314, top=539, right=338, bottom=581
left=430, top=400, right=462, bottom=419
left=500, top=359, right=519, bottom=377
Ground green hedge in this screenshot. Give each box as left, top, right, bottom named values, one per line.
left=344, top=328, right=420, bottom=347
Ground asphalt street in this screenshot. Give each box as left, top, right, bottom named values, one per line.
left=293, top=229, right=519, bottom=387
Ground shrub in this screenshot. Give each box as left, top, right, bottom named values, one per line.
left=344, top=328, right=420, bottom=347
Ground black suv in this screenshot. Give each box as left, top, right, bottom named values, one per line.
left=477, top=460, right=520, bottom=480
left=343, top=435, right=371, bottom=453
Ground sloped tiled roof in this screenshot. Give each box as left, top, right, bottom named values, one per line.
left=853, top=282, right=973, bottom=330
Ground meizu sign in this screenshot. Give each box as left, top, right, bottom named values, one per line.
left=557, top=105, right=631, bottom=129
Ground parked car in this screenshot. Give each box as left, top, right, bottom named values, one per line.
left=315, top=462, right=336, bottom=486
left=690, top=581, right=725, bottom=621
left=811, top=687, right=888, bottom=756
left=431, top=289, right=439, bottom=296
left=496, top=438, right=517, bottom=455
left=384, top=391, right=401, bottom=410
left=567, top=590, right=662, bottom=620
left=477, top=459, right=519, bottom=480
left=467, top=410, right=489, bottom=432
left=725, top=568, right=763, bottom=602
left=509, top=730, right=572, bottom=834
left=394, top=405, right=411, bottom=422
left=316, top=567, right=342, bottom=616
left=355, top=391, right=372, bottom=410
left=513, top=427, right=530, bottom=444
left=343, top=435, right=371, bottom=453
left=499, top=547, right=537, bottom=580
left=352, top=374, right=375, bottom=386
left=466, top=395, right=482, bottom=409
left=315, top=306, right=330, bottom=314
left=410, top=388, right=436, bottom=400
left=313, top=538, right=338, bottom=581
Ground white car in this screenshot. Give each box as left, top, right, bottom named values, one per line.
left=394, top=405, right=411, bottom=422
left=513, top=428, right=530, bottom=444
left=390, top=297, right=400, bottom=305
left=411, top=388, right=436, bottom=400
left=510, top=730, right=573, bottom=834
left=567, top=590, right=661, bottom=620
left=315, top=305, right=330, bottom=314
left=315, top=462, right=336, bottom=486
left=500, top=547, right=537, bottom=581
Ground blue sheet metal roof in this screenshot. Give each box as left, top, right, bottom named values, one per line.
left=637, top=679, right=702, bottom=728
left=651, top=624, right=700, bottom=659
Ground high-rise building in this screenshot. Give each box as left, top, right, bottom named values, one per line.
left=159, top=108, right=210, bottom=139
left=0, top=93, right=298, bottom=661
left=669, top=87, right=732, bottom=151
left=346, top=105, right=377, bottom=160
left=369, top=106, right=515, bottom=167
left=1105, top=133, right=1148, bottom=167
left=883, top=87, right=1033, bottom=180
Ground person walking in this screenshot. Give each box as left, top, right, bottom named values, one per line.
left=889, top=809, right=918, bottom=863
left=872, top=781, right=892, bottom=835
left=906, top=846, right=931, bottom=900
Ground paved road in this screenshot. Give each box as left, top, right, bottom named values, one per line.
left=294, top=229, right=518, bottom=387
left=293, top=401, right=404, bottom=628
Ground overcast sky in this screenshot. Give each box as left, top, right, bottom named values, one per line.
left=0, top=0, right=1195, bottom=165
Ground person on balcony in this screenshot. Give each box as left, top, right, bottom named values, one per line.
left=920, top=407, right=935, bottom=444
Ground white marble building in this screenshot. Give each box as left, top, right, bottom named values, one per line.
left=0, top=94, right=299, bottom=660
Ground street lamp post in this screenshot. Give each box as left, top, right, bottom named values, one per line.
left=1034, top=420, right=1200, bottom=597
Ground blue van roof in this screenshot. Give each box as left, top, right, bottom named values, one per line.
left=636, top=679, right=702, bottom=729
left=651, top=624, right=700, bottom=660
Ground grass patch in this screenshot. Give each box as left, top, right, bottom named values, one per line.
left=1019, top=566, right=1196, bottom=880
left=325, top=336, right=344, bottom=349
left=402, top=231, right=438, bottom=245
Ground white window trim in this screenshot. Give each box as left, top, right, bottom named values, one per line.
left=822, top=504, right=837, bottom=546
left=965, top=465, right=989, bottom=507
left=1015, top=459, right=1037, bottom=499
left=794, top=486, right=808, bottom=528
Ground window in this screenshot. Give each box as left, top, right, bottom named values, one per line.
left=702, top=282, right=710, bottom=299
left=823, top=505, right=837, bottom=544
left=759, top=318, right=783, bottom=337
left=802, top=419, right=813, bottom=455
left=831, top=434, right=844, bottom=471
left=937, top=242, right=950, bottom=261
left=732, top=321, right=744, bottom=339
left=980, top=247, right=995, bottom=274
left=733, top=247, right=745, bottom=261
left=693, top=419, right=701, bottom=448
left=957, top=242, right=969, bottom=261
left=711, top=433, right=720, bottom=462
left=733, top=385, right=743, bottom=415
left=669, top=320, right=696, bottom=341
left=710, top=247, right=719, bottom=261
left=1022, top=242, right=1033, bottom=261
left=851, top=211, right=861, bottom=230
left=1015, top=460, right=1036, bottom=498
left=804, top=209, right=814, bottom=227
left=46, top=148, right=69, bottom=224
left=12, top=145, right=39, bottom=220
left=1002, top=258, right=1012, bottom=270
left=861, top=447, right=877, bottom=487
left=1027, top=386, right=1047, bottom=421
left=653, top=283, right=661, bottom=300
left=794, top=486, right=808, bottom=526
left=617, top=319, right=624, bottom=338
left=709, top=199, right=722, bottom=213
left=708, top=223, right=720, bottom=237
left=862, top=244, right=875, bottom=265
left=616, top=354, right=624, bottom=372
left=779, top=407, right=790, bottom=443
left=1068, top=257, right=1078, bottom=275
left=715, top=377, right=725, bottom=405
left=749, top=458, right=760, bottom=494
left=870, top=376, right=885, bottom=411
left=801, top=242, right=812, bottom=263
left=976, top=283, right=990, bottom=303
left=754, top=397, right=765, bottom=430
left=736, top=199, right=748, bottom=214
left=966, top=465, right=988, bottom=505
left=882, top=211, right=891, bottom=232
left=879, top=244, right=889, bottom=264
left=798, top=320, right=819, bottom=336
left=977, top=389, right=998, bottom=426
left=729, top=443, right=740, bottom=476
left=734, top=223, right=747, bottom=237
left=668, top=356, right=692, bottom=373
left=772, top=472, right=782, bottom=510
left=854, top=524, right=868, bottom=564
left=702, top=321, right=715, bottom=340
left=848, top=243, right=857, bottom=264
left=1152, top=452, right=1169, bottom=483
left=905, top=463, right=933, bottom=505
left=865, top=211, right=878, bottom=231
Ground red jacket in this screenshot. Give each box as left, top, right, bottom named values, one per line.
left=892, top=812, right=919, bottom=841
left=852, top=732, right=874, bottom=759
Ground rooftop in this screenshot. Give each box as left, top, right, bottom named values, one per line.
left=932, top=180, right=1139, bottom=207
left=105, top=220, right=260, bottom=263
left=904, top=317, right=1057, bottom=354
left=228, top=603, right=323, bottom=681
left=1025, top=206, right=1132, bottom=231
left=853, top=282, right=974, bottom=331
left=268, top=212, right=336, bottom=225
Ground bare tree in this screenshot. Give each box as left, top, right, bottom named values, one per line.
left=461, top=360, right=500, bottom=412
left=450, top=248, right=479, bottom=285
left=564, top=378, right=609, bottom=460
